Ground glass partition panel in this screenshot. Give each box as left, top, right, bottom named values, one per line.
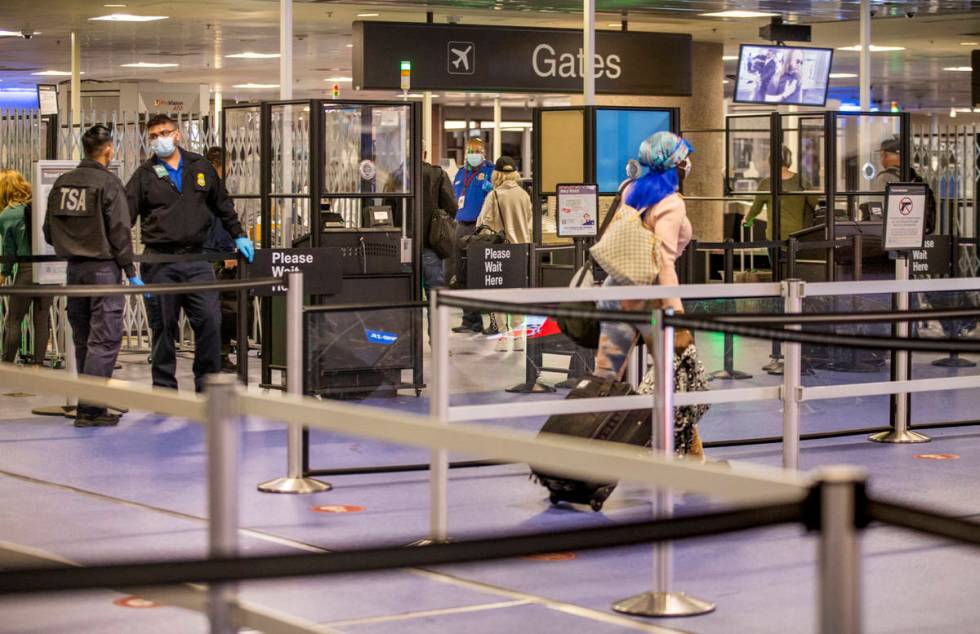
left=834, top=113, right=902, bottom=194
left=727, top=114, right=772, bottom=195
left=323, top=103, right=412, bottom=195
left=539, top=109, right=585, bottom=195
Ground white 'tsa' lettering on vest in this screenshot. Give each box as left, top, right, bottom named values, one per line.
left=60, top=187, right=86, bottom=212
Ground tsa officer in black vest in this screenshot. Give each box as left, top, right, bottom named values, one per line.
left=43, top=125, right=141, bottom=427
left=125, top=114, right=255, bottom=392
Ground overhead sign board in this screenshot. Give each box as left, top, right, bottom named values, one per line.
left=883, top=183, right=928, bottom=251
left=353, top=22, right=692, bottom=96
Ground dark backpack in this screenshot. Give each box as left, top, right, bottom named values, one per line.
left=910, top=168, right=937, bottom=235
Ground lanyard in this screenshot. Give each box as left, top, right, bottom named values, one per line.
left=462, top=166, right=479, bottom=192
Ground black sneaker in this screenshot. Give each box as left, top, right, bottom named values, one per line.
left=74, top=413, right=121, bottom=428
left=452, top=325, right=482, bottom=334
left=482, top=324, right=500, bottom=336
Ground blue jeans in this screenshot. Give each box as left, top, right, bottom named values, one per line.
left=421, top=248, right=445, bottom=294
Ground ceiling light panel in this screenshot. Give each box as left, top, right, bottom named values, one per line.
left=89, top=14, right=168, bottom=22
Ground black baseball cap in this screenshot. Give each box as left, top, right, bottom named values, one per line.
left=494, top=156, right=517, bottom=173
left=879, top=135, right=901, bottom=153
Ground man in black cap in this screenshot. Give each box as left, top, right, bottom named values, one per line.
left=875, top=135, right=903, bottom=187
left=44, top=125, right=142, bottom=427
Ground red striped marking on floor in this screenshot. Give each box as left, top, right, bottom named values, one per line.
left=522, top=552, right=577, bottom=561
left=914, top=453, right=960, bottom=461
left=113, top=596, right=161, bottom=609
left=311, top=504, right=366, bottom=514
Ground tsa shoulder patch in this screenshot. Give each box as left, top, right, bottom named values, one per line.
left=152, top=164, right=168, bottom=179
left=365, top=329, right=398, bottom=345
left=196, top=172, right=206, bottom=187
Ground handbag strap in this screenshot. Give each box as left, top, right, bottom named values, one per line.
left=493, top=190, right=509, bottom=236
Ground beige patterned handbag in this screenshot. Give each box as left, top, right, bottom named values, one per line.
left=589, top=211, right=662, bottom=285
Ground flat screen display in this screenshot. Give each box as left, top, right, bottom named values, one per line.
left=734, top=45, right=833, bottom=107
left=594, top=108, right=672, bottom=194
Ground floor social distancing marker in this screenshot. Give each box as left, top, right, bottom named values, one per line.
left=914, top=453, right=960, bottom=461
left=113, top=596, right=161, bottom=609
left=312, top=504, right=366, bottom=514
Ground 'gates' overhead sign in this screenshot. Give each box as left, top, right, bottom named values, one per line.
left=353, top=22, right=692, bottom=96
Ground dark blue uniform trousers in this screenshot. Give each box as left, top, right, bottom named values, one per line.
left=143, top=258, right=220, bottom=392
left=66, top=261, right=124, bottom=417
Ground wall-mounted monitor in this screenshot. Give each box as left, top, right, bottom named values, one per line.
left=594, top=108, right=672, bottom=194
left=734, top=44, right=833, bottom=107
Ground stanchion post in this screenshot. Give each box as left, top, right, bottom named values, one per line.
left=205, top=373, right=240, bottom=634
left=869, top=254, right=929, bottom=444
left=506, top=242, right=554, bottom=393
left=782, top=279, right=804, bottom=470
left=711, top=240, right=752, bottom=381
left=816, top=466, right=866, bottom=634
left=612, top=309, right=715, bottom=618
left=235, top=254, right=249, bottom=386
left=258, top=271, right=332, bottom=493
left=418, top=289, right=450, bottom=546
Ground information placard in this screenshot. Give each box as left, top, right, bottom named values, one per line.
left=248, top=247, right=343, bottom=296
left=556, top=183, right=598, bottom=238
left=883, top=183, right=928, bottom=251
left=466, top=243, right=529, bottom=289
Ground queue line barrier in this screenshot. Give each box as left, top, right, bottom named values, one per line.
left=2, top=322, right=980, bottom=633
left=2, top=252, right=260, bottom=385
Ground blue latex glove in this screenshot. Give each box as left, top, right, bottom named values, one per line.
left=235, top=236, right=255, bottom=263
left=128, top=276, right=151, bottom=299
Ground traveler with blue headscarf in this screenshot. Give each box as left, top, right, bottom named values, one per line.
left=592, top=131, right=706, bottom=457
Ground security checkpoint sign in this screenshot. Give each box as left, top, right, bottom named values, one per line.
left=467, top=243, right=529, bottom=289
left=883, top=183, right=928, bottom=251
left=248, top=248, right=343, bottom=296
left=910, top=235, right=951, bottom=277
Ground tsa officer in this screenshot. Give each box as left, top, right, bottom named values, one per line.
left=452, top=137, right=496, bottom=334
left=126, top=114, right=255, bottom=392
left=43, top=125, right=142, bottom=427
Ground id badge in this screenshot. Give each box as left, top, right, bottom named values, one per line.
left=457, top=195, right=465, bottom=209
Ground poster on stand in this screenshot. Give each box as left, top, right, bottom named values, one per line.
left=556, top=184, right=598, bottom=238
left=883, top=183, right=928, bottom=251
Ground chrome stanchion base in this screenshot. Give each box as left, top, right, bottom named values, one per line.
left=257, top=477, right=332, bottom=494
left=612, top=591, right=716, bottom=617
left=932, top=354, right=976, bottom=368
left=404, top=537, right=452, bottom=548
left=709, top=369, right=752, bottom=381
left=868, top=429, right=931, bottom=444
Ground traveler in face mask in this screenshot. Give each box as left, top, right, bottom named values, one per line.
left=451, top=138, right=496, bottom=334
left=126, top=114, right=255, bottom=392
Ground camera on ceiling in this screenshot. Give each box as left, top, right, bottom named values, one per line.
left=21, top=30, right=34, bottom=39
left=905, top=9, right=918, bottom=18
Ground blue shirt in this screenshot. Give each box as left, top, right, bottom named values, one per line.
left=452, top=161, right=495, bottom=223
left=156, top=153, right=184, bottom=193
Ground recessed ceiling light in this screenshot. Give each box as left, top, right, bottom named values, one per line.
left=0, top=30, right=40, bottom=37
left=233, top=83, right=279, bottom=89
left=32, top=70, right=83, bottom=76
left=89, top=14, right=168, bottom=22
left=356, top=13, right=380, bottom=17
left=346, top=44, right=353, bottom=48
left=829, top=73, right=858, bottom=78
left=121, top=62, right=178, bottom=68
left=700, top=10, right=778, bottom=18
left=325, top=76, right=352, bottom=82
left=103, top=3, right=127, bottom=6
left=944, top=66, right=974, bottom=71
left=607, top=22, right=621, bottom=27
left=225, top=52, right=280, bottom=59
left=722, top=79, right=730, bottom=84
left=837, top=44, right=905, bottom=52
left=960, top=42, right=979, bottom=46
left=722, top=55, right=738, bottom=61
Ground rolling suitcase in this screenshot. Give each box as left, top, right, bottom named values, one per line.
left=531, top=376, right=651, bottom=512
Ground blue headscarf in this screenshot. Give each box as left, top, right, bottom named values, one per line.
left=625, top=131, right=693, bottom=212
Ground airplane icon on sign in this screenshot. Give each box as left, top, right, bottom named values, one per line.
left=448, top=42, right=475, bottom=74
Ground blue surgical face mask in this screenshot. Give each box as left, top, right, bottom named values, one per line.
left=151, top=135, right=176, bottom=159
left=466, top=153, right=483, bottom=168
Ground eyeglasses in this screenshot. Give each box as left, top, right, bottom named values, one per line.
left=148, top=128, right=177, bottom=141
